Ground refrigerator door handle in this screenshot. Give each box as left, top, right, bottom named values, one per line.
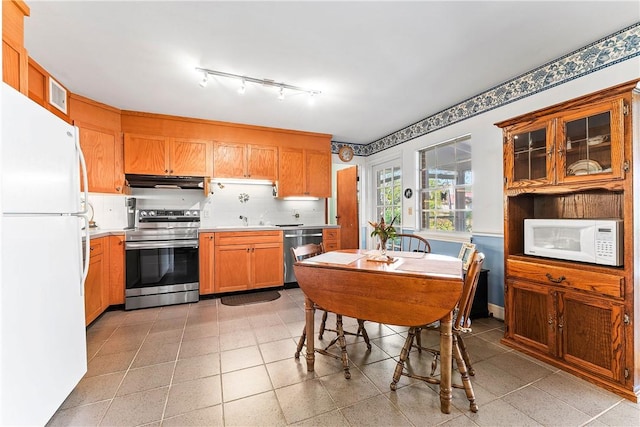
left=74, top=127, right=90, bottom=216
left=79, top=215, right=90, bottom=294
left=74, top=128, right=90, bottom=294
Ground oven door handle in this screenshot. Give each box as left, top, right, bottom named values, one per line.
left=125, top=240, right=199, bottom=250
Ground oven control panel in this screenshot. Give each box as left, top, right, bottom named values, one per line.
left=138, top=209, right=200, bottom=222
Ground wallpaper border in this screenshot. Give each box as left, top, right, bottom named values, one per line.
left=331, top=23, right=640, bottom=157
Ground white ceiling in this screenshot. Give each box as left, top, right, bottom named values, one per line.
left=23, top=1, right=640, bottom=145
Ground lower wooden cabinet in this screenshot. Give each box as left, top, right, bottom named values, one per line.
left=108, top=234, right=125, bottom=305
left=84, top=234, right=125, bottom=325
left=505, top=275, right=626, bottom=385
left=213, top=231, right=283, bottom=293
left=84, top=237, right=108, bottom=325
left=322, top=228, right=341, bottom=251
left=199, top=232, right=215, bottom=295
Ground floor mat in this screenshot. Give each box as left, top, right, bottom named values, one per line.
left=220, top=290, right=281, bottom=306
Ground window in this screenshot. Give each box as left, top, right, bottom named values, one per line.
left=418, top=135, right=472, bottom=232
left=373, top=162, right=402, bottom=227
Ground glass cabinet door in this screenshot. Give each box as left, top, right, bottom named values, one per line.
left=505, top=120, right=554, bottom=188
left=558, top=99, right=625, bottom=183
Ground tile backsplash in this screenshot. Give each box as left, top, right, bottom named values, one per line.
left=87, top=182, right=326, bottom=230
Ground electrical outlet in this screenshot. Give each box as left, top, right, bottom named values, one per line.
left=203, top=210, right=210, bottom=218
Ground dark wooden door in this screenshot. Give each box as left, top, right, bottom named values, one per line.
left=337, top=166, right=359, bottom=249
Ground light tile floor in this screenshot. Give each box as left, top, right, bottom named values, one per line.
left=48, top=288, right=640, bottom=426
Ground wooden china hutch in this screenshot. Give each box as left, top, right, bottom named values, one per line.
left=496, top=79, right=640, bottom=401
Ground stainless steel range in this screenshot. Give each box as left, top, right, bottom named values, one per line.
left=125, top=209, right=200, bottom=310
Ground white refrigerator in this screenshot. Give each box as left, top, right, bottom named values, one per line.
left=1, top=83, right=90, bottom=426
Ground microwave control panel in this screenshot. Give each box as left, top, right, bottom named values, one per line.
left=595, top=222, right=622, bottom=265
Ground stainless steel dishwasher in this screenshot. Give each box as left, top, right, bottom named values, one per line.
left=282, top=227, right=324, bottom=283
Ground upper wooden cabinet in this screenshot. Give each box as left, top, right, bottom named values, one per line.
left=502, top=96, right=627, bottom=191
left=71, top=94, right=124, bottom=194
left=79, top=126, right=124, bottom=193
left=278, top=148, right=331, bottom=198
left=213, top=141, right=278, bottom=181
left=2, top=0, right=30, bottom=94
left=124, top=133, right=212, bottom=176
left=497, top=80, right=639, bottom=402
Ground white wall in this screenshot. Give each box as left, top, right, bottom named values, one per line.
left=362, top=60, right=640, bottom=238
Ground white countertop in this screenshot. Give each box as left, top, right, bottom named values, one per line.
left=83, top=225, right=339, bottom=239
left=199, top=224, right=339, bottom=232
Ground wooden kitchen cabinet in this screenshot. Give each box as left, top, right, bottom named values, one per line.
left=108, top=234, right=125, bottom=305
left=505, top=276, right=625, bottom=382
left=278, top=147, right=331, bottom=198
left=496, top=80, right=639, bottom=401
left=70, top=94, right=125, bottom=193
left=2, top=0, right=30, bottom=95
left=199, top=232, right=215, bottom=295
left=213, top=231, right=283, bottom=293
left=503, top=96, right=626, bottom=190
left=322, top=228, right=341, bottom=251
left=78, top=125, right=124, bottom=193
left=85, top=237, right=108, bottom=326
left=124, top=133, right=212, bottom=177
left=213, top=141, right=278, bottom=181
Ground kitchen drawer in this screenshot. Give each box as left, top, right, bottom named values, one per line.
left=215, top=231, right=282, bottom=246
left=506, top=259, right=624, bottom=298
left=323, top=228, right=339, bottom=240
left=324, top=241, right=339, bottom=251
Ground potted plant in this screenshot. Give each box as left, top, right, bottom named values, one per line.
left=369, top=216, right=397, bottom=255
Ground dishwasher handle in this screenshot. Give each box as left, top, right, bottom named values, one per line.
left=284, top=233, right=323, bottom=238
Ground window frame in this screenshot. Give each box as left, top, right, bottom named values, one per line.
left=416, top=134, right=473, bottom=240
left=370, top=159, right=403, bottom=247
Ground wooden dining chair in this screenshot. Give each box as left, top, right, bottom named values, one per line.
left=390, top=251, right=485, bottom=413
left=291, top=243, right=370, bottom=379
left=388, top=233, right=431, bottom=253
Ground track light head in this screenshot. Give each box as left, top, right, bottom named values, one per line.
left=278, top=86, right=285, bottom=101
left=238, top=79, right=246, bottom=95
left=199, top=72, right=208, bottom=88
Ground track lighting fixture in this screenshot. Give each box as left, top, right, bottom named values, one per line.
left=196, top=67, right=321, bottom=100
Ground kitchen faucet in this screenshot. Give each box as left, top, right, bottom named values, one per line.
left=239, top=215, right=248, bottom=226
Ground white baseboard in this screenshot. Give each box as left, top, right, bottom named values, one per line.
left=488, top=303, right=504, bottom=320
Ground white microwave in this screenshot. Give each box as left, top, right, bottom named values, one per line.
left=524, top=219, right=623, bottom=266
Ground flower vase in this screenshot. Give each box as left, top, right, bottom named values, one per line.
left=379, top=237, right=388, bottom=256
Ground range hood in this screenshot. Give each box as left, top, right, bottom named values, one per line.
left=125, top=174, right=206, bottom=190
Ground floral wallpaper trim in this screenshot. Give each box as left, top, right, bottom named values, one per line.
left=332, top=23, right=640, bottom=157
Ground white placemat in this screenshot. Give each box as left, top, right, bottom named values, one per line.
left=363, top=250, right=427, bottom=259
left=304, top=252, right=366, bottom=265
